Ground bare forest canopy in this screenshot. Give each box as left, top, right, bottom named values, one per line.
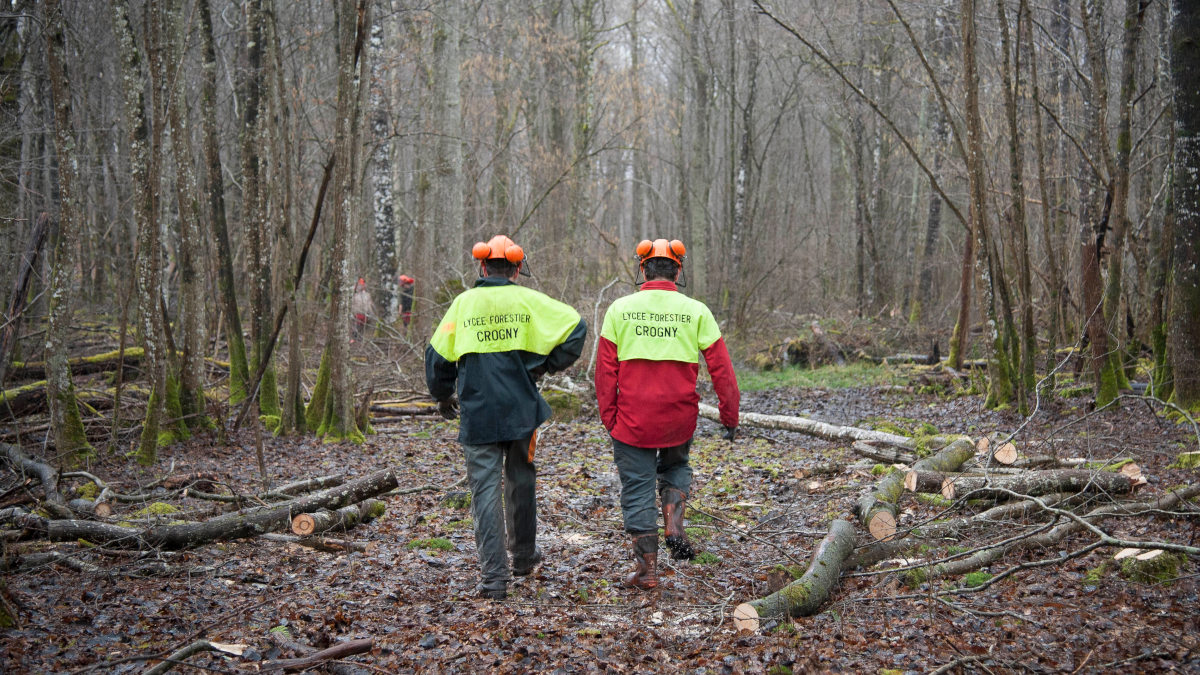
left=1, top=0, right=1199, bottom=445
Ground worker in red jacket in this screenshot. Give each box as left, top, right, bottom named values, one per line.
left=594, top=239, right=739, bottom=590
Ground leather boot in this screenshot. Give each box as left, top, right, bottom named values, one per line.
left=661, top=487, right=696, bottom=560
left=623, top=533, right=659, bottom=590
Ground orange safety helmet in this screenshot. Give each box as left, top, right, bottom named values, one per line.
left=472, top=235, right=525, bottom=264
left=398, top=274, right=414, bottom=284
left=635, top=239, right=686, bottom=265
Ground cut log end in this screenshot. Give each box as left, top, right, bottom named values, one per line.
left=94, top=502, right=113, bottom=519
left=940, top=478, right=956, bottom=500
left=1119, top=463, right=1142, bottom=479
left=904, top=471, right=917, bottom=492
left=992, top=442, right=1018, bottom=465
left=1135, top=549, right=1164, bottom=562
left=291, top=513, right=317, bottom=537
left=868, top=510, right=897, bottom=541
left=1114, top=547, right=1142, bottom=561
left=732, top=603, right=760, bottom=633
left=975, top=436, right=990, bottom=452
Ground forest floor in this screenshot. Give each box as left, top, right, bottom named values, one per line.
left=2, top=354, right=1199, bottom=673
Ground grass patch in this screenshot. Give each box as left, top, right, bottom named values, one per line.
left=406, top=537, right=454, bottom=551
left=737, top=362, right=904, bottom=392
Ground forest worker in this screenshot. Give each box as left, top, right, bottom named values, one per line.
left=425, top=235, right=588, bottom=600
left=594, top=238, right=739, bottom=590
left=350, top=277, right=374, bottom=342
left=398, top=274, right=416, bottom=328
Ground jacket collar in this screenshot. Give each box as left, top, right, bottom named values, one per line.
left=640, top=279, right=678, bottom=292
left=474, top=275, right=516, bottom=288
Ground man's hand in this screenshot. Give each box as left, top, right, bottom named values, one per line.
left=438, top=397, right=459, bottom=420
left=721, top=425, right=737, bottom=441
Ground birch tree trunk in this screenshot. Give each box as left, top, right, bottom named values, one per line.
left=369, top=19, right=398, bottom=326
left=1168, top=0, right=1200, bottom=411
left=112, top=0, right=167, bottom=465
left=198, top=0, right=251, bottom=405
left=44, top=0, right=91, bottom=457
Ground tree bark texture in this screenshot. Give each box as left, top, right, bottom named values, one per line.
left=42, top=0, right=91, bottom=456
left=1169, top=0, right=1200, bottom=410
left=698, top=403, right=934, bottom=450
left=0, top=215, right=48, bottom=387
left=918, top=468, right=1135, bottom=500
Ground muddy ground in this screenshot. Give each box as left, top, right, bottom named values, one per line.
left=2, top=371, right=1198, bottom=673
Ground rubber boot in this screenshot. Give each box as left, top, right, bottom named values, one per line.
left=661, top=487, right=696, bottom=560
left=624, top=533, right=659, bottom=590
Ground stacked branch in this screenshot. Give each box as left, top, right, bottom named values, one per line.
left=854, top=438, right=975, bottom=540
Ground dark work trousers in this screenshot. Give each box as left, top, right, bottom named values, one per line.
left=611, top=438, right=693, bottom=534
left=462, top=437, right=537, bottom=591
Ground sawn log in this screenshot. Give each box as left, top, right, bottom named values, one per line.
left=732, top=519, right=856, bottom=630
left=940, top=469, right=1136, bottom=500
left=854, top=438, right=975, bottom=540
left=698, top=403, right=952, bottom=450
left=5, top=469, right=397, bottom=549
left=291, top=498, right=386, bottom=536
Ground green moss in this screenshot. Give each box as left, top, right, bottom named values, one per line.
left=164, top=374, right=190, bottom=442
left=871, top=463, right=895, bottom=476
left=915, top=493, right=953, bottom=508
left=779, top=578, right=814, bottom=606
left=1169, top=452, right=1200, bottom=470
left=902, top=567, right=928, bottom=588
left=1120, top=552, right=1184, bottom=584
left=963, top=571, right=992, bottom=588
left=137, top=387, right=163, bottom=466
left=132, top=502, right=180, bottom=517
left=692, top=551, right=721, bottom=565
left=74, top=482, right=99, bottom=499
left=442, top=492, right=472, bottom=509
left=1083, top=563, right=1109, bottom=583
left=407, top=537, right=454, bottom=551
left=304, top=347, right=332, bottom=432
left=1058, top=384, right=1092, bottom=398
left=543, top=389, right=584, bottom=421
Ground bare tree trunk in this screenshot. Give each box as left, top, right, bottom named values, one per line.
left=112, top=0, right=167, bottom=465
left=1168, top=0, right=1200, bottom=410
left=44, top=0, right=91, bottom=457
left=198, top=0, right=250, bottom=405
left=319, top=0, right=365, bottom=442
left=166, top=0, right=210, bottom=433
left=1026, top=0, right=1064, bottom=392
left=432, top=0, right=465, bottom=271
left=950, top=0, right=985, bottom=371
left=240, top=0, right=280, bottom=426
left=999, top=0, right=1036, bottom=414
left=1102, top=0, right=1151, bottom=384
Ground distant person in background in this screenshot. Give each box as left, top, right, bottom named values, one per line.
left=398, top=274, right=415, bottom=328
left=350, top=277, right=374, bottom=342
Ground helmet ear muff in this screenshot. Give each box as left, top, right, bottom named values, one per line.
left=636, top=240, right=654, bottom=259
left=472, top=242, right=492, bottom=260
left=504, top=244, right=524, bottom=264
left=669, top=240, right=686, bottom=260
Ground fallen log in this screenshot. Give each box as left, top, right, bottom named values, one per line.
left=0, top=214, right=49, bottom=388
left=5, top=347, right=146, bottom=383
left=854, top=439, right=975, bottom=540
left=732, top=519, right=856, bottom=630
left=5, top=469, right=397, bottom=550
left=850, top=493, right=1077, bottom=569
left=699, top=404, right=944, bottom=450
left=1, top=443, right=74, bottom=519
left=259, top=638, right=373, bottom=672
left=940, top=469, right=1136, bottom=500
left=850, top=441, right=916, bottom=466
left=0, top=380, right=118, bottom=418
left=291, top=499, right=385, bottom=536
left=260, top=532, right=372, bottom=554
left=909, top=484, right=1200, bottom=585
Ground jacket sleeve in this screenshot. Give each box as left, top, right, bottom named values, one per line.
left=701, top=337, right=739, bottom=428
left=594, top=336, right=619, bottom=431
left=425, top=343, right=458, bottom=401
left=544, top=318, right=587, bottom=374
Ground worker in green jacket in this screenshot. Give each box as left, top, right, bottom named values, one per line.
left=425, top=235, right=587, bottom=600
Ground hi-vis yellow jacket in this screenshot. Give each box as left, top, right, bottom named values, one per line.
left=425, top=276, right=587, bottom=444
